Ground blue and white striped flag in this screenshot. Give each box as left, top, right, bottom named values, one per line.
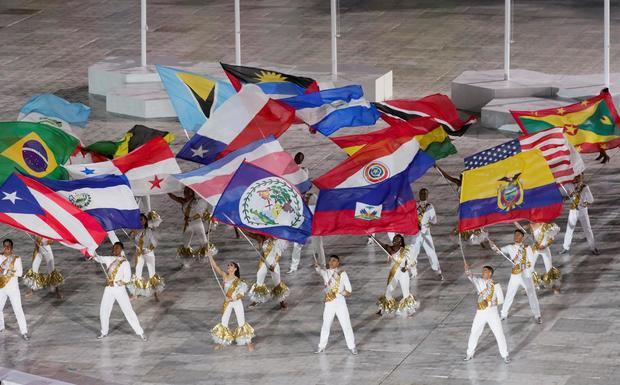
left=18, top=94, right=91, bottom=136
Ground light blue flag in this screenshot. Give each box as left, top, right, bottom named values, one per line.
left=156, top=65, right=235, bottom=132
left=18, top=94, right=91, bottom=133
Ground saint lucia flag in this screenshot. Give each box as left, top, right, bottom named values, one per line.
left=281, top=85, right=380, bottom=136
left=18, top=94, right=91, bottom=137
left=157, top=65, right=235, bottom=132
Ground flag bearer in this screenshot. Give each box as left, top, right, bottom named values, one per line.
left=561, top=174, right=599, bottom=255
left=24, top=236, right=64, bottom=299
left=168, top=187, right=211, bottom=265
left=529, top=222, right=562, bottom=292
left=247, top=233, right=289, bottom=309
left=0, top=239, right=29, bottom=340
left=411, top=188, right=444, bottom=280
left=128, top=211, right=164, bottom=300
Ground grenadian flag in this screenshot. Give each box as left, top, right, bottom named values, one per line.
left=212, top=162, right=312, bottom=244
left=312, top=136, right=435, bottom=236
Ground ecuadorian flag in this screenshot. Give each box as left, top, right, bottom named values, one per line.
left=458, top=150, right=563, bottom=232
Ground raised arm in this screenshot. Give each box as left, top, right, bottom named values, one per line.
left=436, top=165, right=462, bottom=187
left=208, top=254, right=226, bottom=278
left=167, top=193, right=185, bottom=204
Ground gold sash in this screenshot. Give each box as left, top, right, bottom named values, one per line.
left=570, top=184, right=586, bottom=210
left=106, top=257, right=126, bottom=287
left=477, top=281, right=495, bottom=310
left=324, top=272, right=342, bottom=302
left=182, top=199, right=201, bottom=232
left=0, top=255, right=18, bottom=288
left=222, top=278, right=241, bottom=312
left=387, top=247, right=408, bottom=285
left=417, top=203, right=428, bottom=225
left=533, top=223, right=555, bottom=251
left=258, top=239, right=276, bottom=269
left=511, top=244, right=530, bottom=274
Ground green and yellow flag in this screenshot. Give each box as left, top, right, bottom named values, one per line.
left=84, top=124, right=175, bottom=159
left=511, top=90, right=620, bottom=153
left=0, top=121, right=79, bottom=182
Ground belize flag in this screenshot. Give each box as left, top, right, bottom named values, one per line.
left=212, top=162, right=312, bottom=244
left=35, top=174, right=141, bottom=232
left=312, top=136, right=435, bottom=236
left=177, top=84, right=295, bottom=165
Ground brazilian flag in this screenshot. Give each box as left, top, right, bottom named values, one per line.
left=84, top=124, right=175, bottom=159
left=0, top=121, right=79, bottom=183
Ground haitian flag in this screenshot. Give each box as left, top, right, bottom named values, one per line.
left=312, top=137, right=435, bottom=236
left=177, top=84, right=295, bottom=165
left=212, top=162, right=312, bottom=244
left=459, top=150, right=563, bottom=232
left=221, top=62, right=319, bottom=98
left=511, top=89, right=620, bottom=153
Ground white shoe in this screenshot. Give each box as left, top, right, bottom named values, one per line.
left=287, top=269, right=297, bottom=274
left=97, top=333, right=107, bottom=339
left=314, top=347, right=325, bottom=354
left=350, top=348, right=358, bottom=355
left=464, top=354, right=473, bottom=361
left=535, top=317, right=543, bottom=324
left=366, top=237, right=373, bottom=245
left=139, top=334, right=148, bottom=341
left=21, top=333, right=30, bottom=341
left=500, top=315, right=507, bottom=321
left=503, top=356, right=511, bottom=364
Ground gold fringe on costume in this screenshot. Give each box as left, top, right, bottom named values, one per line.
left=271, top=282, right=289, bottom=302
left=149, top=274, right=165, bottom=294
left=211, top=323, right=235, bottom=345
left=194, top=245, right=209, bottom=259
left=531, top=271, right=543, bottom=287
left=47, top=269, right=64, bottom=287
left=177, top=246, right=194, bottom=259
left=377, top=296, right=397, bottom=313
left=234, top=323, right=255, bottom=345
left=249, top=283, right=271, bottom=303
left=22, top=269, right=47, bottom=291
left=396, top=294, right=419, bottom=316
left=543, top=267, right=561, bottom=285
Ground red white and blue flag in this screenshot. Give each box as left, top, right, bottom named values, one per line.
left=312, top=136, right=435, bottom=236
left=177, top=84, right=295, bottom=165
left=0, top=173, right=107, bottom=255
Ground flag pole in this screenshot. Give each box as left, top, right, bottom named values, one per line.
left=220, top=213, right=264, bottom=259
left=604, top=0, right=611, bottom=88
left=504, top=0, right=511, bottom=80
left=487, top=238, right=517, bottom=265
left=369, top=234, right=392, bottom=258
left=205, top=219, right=226, bottom=296
left=92, top=251, right=111, bottom=280
left=330, top=0, right=338, bottom=82
left=234, top=0, right=241, bottom=65
left=141, top=0, right=147, bottom=68
left=145, top=195, right=152, bottom=211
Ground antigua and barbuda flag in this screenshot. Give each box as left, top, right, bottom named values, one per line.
left=0, top=173, right=106, bottom=255
left=35, top=174, right=141, bottom=232
left=156, top=65, right=236, bottom=132
left=177, top=84, right=295, bottom=165
left=65, top=137, right=183, bottom=196
left=281, top=85, right=380, bottom=136
left=18, top=94, right=91, bottom=137
left=0, top=121, right=79, bottom=184
left=221, top=62, right=319, bottom=98
left=212, top=162, right=312, bottom=244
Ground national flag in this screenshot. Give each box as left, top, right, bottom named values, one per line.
left=212, top=162, right=313, bottom=244
left=312, top=137, right=435, bottom=236
left=459, top=150, right=563, bottom=232
left=65, top=137, right=183, bottom=196
left=175, top=136, right=311, bottom=207
left=0, top=121, right=79, bottom=183
left=68, top=146, right=109, bottom=165
left=0, top=173, right=106, bottom=255
left=511, top=89, right=620, bottom=153
left=156, top=65, right=236, bottom=132
left=374, top=94, right=477, bottom=136
left=177, top=84, right=295, bottom=165
left=18, top=94, right=91, bottom=136
left=281, top=85, right=380, bottom=136
left=84, top=124, right=175, bottom=159
left=221, top=62, right=319, bottom=98
left=35, top=175, right=141, bottom=231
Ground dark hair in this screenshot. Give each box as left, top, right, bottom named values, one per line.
left=230, top=262, right=241, bottom=278
left=328, top=254, right=340, bottom=262
left=419, top=188, right=428, bottom=193
left=483, top=265, right=494, bottom=275
left=294, top=152, right=304, bottom=164
left=2, top=239, right=13, bottom=248
left=393, top=234, right=405, bottom=245
left=514, top=229, right=525, bottom=236
left=114, top=241, right=124, bottom=250
left=140, top=213, right=149, bottom=229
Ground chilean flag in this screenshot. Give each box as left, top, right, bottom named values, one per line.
left=0, top=173, right=106, bottom=255
left=312, top=136, right=435, bottom=236
left=65, top=137, right=183, bottom=196
left=177, top=84, right=295, bottom=165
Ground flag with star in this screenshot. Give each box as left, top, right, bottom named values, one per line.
left=221, top=62, right=319, bottom=98
left=511, top=89, right=620, bottom=153
left=65, top=137, right=183, bottom=196
left=0, top=121, right=79, bottom=183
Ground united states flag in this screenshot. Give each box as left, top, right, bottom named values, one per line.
left=464, top=127, right=583, bottom=184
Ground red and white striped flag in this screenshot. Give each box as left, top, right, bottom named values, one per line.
left=0, top=174, right=107, bottom=255
left=519, top=127, right=585, bottom=185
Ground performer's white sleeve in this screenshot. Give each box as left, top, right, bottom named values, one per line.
left=427, top=205, right=437, bottom=224
left=583, top=185, right=594, bottom=204
left=495, top=283, right=505, bottom=305
left=14, top=257, right=23, bottom=277
left=341, top=272, right=352, bottom=294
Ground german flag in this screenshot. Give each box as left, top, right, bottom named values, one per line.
left=511, top=89, right=620, bottom=153
left=221, top=63, right=319, bottom=98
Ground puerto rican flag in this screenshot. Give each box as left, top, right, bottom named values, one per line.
left=65, top=137, right=183, bottom=196
left=0, top=173, right=106, bottom=255
left=175, top=136, right=311, bottom=207
left=177, top=84, right=295, bottom=165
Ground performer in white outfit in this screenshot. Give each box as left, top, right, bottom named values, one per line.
left=315, top=255, right=357, bottom=355
left=208, top=251, right=255, bottom=351
left=290, top=191, right=325, bottom=272
left=377, top=235, right=419, bottom=317
left=247, top=234, right=289, bottom=309
left=492, top=230, right=542, bottom=323
left=168, top=187, right=211, bottom=263
left=128, top=212, right=165, bottom=300
left=411, top=188, right=443, bottom=280
left=0, top=239, right=29, bottom=340
left=561, top=174, right=599, bottom=255
left=530, top=222, right=561, bottom=292
left=94, top=242, right=146, bottom=341
left=23, top=236, right=64, bottom=299
left=463, top=263, right=510, bottom=363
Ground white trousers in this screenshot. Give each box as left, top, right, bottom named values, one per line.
left=135, top=252, right=156, bottom=279
left=0, top=285, right=28, bottom=334
left=467, top=307, right=508, bottom=358
left=318, top=296, right=356, bottom=350
left=501, top=273, right=541, bottom=318
left=256, top=262, right=281, bottom=286
left=100, top=286, right=144, bottom=336
left=291, top=237, right=326, bottom=271
left=32, top=245, right=54, bottom=273
left=563, top=208, right=596, bottom=251
left=411, top=229, right=441, bottom=272
left=385, top=269, right=410, bottom=299
left=533, top=248, right=553, bottom=272
left=222, top=300, right=245, bottom=328
left=184, top=220, right=208, bottom=248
